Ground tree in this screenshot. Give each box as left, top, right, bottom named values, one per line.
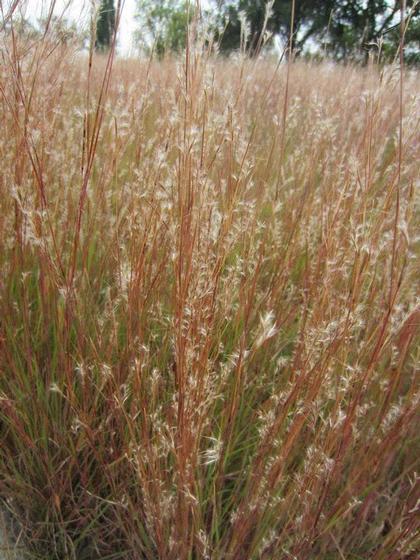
left=133, top=0, right=418, bottom=63
left=135, top=0, right=193, bottom=57
left=216, top=0, right=335, bottom=56
left=395, top=2, right=420, bottom=64
left=326, top=1, right=393, bottom=60
left=95, top=0, right=116, bottom=51
left=320, top=1, right=419, bottom=62
left=216, top=1, right=419, bottom=63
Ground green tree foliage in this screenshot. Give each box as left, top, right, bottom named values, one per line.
left=216, top=0, right=332, bottom=55
left=135, top=1, right=193, bottom=57
left=403, top=8, right=420, bottom=64
left=324, top=0, right=419, bottom=62
left=95, top=0, right=116, bottom=51
left=216, top=0, right=419, bottom=63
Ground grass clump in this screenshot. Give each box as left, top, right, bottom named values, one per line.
left=0, top=5, right=419, bottom=560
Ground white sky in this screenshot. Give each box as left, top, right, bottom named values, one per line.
left=19, top=0, right=138, bottom=55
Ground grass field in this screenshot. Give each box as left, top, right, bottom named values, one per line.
left=0, top=15, right=419, bottom=560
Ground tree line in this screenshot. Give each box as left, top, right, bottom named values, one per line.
left=56, top=0, right=420, bottom=64
left=4, top=1, right=418, bottom=64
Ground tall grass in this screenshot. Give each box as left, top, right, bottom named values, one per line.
left=0, top=4, right=419, bottom=559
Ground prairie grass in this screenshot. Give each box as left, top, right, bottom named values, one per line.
left=0, top=6, right=419, bottom=560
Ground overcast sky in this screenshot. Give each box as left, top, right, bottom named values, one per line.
left=22, top=0, right=138, bottom=55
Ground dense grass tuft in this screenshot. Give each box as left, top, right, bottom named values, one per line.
left=0, top=9, right=419, bottom=560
